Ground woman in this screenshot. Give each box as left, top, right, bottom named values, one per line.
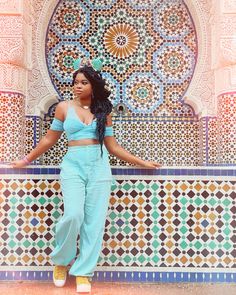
left=10, top=58, right=161, bottom=293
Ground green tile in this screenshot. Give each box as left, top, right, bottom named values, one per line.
left=180, top=211, right=188, bottom=219
left=123, top=212, right=131, bottom=219
left=151, top=183, right=159, bottom=191
left=52, top=196, right=61, bottom=205
left=209, top=241, right=216, bottom=250
left=223, top=242, right=232, bottom=250
left=194, top=241, right=202, bottom=249
left=24, top=196, right=33, bottom=205
left=151, top=225, right=159, bottom=234
left=223, top=213, right=230, bottom=221
left=9, top=197, right=18, bottom=205
left=52, top=211, right=61, bottom=219
left=151, top=211, right=159, bottom=219
left=8, top=240, right=16, bottom=248
left=124, top=255, right=131, bottom=263
left=194, top=197, right=203, bottom=206
left=39, top=197, right=46, bottom=205
left=8, top=225, right=17, bottom=233
left=109, top=226, right=117, bottom=234
left=9, top=211, right=17, bottom=219
left=138, top=255, right=145, bottom=263
left=123, top=183, right=132, bottom=191
left=222, top=199, right=231, bottom=207
left=180, top=241, right=188, bottom=249
left=37, top=240, right=45, bottom=248
left=23, top=240, right=31, bottom=248
left=137, top=183, right=145, bottom=191
left=180, top=197, right=188, bottom=205
left=152, top=255, right=160, bottom=263
left=180, top=226, right=188, bottom=234
left=152, top=240, right=159, bottom=248
left=123, top=226, right=131, bottom=234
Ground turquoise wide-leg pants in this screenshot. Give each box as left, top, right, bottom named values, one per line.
left=50, top=144, right=113, bottom=277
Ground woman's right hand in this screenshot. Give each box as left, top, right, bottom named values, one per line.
left=9, top=159, right=28, bottom=168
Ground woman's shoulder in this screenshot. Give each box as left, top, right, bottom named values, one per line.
left=56, top=100, right=69, bottom=108
left=54, top=100, right=69, bottom=121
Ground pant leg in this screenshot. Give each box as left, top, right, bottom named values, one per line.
left=69, top=147, right=112, bottom=276
left=50, top=153, right=86, bottom=266
left=69, top=180, right=111, bottom=276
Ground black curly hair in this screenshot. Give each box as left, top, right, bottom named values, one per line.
left=72, top=65, right=113, bottom=156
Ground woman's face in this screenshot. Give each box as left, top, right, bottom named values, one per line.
left=73, top=73, right=93, bottom=100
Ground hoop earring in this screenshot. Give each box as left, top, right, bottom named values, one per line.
left=91, top=92, right=94, bottom=100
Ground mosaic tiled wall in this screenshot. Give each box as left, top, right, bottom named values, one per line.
left=41, top=107, right=200, bottom=166
left=0, top=169, right=235, bottom=271
left=217, top=93, right=236, bottom=165
left=41, top=0, right=200, bottom=166
left=199, top=117, right=218, bottom=166
left=207, top=117, right=218, bottom=165
left=46, top=0, right=197, bottom=117
left=24, top=116, right=43, bottom=165
left=0, top=92, right=25, bottom=163
left=41, top=105, right=68, bottom=166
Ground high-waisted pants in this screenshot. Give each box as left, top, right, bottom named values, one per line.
left=50, top=144, right=113, bottom=277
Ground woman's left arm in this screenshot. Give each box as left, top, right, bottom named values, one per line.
left=104, top=115, right=162, bottom=169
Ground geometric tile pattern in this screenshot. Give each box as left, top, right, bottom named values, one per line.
left=0, top=178, right=62, bottom=266
left=1, top=174, right=235, bottom=269
left=199, top=117, right=206, bottom=165
left=101, top=179, right=236, bottom=268
left=0, top=92, right=25, bottom=163
left=1, top=270, right=236, bottom=282
left=207, top=117, right=218, bottom=165
left=46, top=0, right=197, bottom=117
left=109, top=116, right=200, bottom=167
left=24, top=116, right=43, bottom=165
left=217, top=93, right=236, bottom=165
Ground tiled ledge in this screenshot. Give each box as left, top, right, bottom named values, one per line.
left=0, top=165, right=236, bottom=176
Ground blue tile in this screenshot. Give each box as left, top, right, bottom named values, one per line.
left=40, top=168, right=48, bottom=174
left=182, top=169, right=189, bottom=175
left=160, top=168, right=168, bottom=175
left=214, top=170, right=221, bottom=176
left=200, top=169, right=208, bottom=175
left=0, top=271, right=236, bottom=282
left=48, top=168, right=56, bottom=174
left=175, top=169, right=181, bottom=175
left=167, top=169, right=174, bottom=175
left=153, top=169, right=160, bottom=175
left=187, top=169, right=195, bottom=175
left=227, top=170, right=234, bottom=176
left=34, top=168, right=40, bottom=174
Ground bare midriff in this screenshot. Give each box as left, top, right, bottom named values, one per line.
left=68, top=139, right=100, bottom=146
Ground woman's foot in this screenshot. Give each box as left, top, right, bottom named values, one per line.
left=76, top=276, right=91, bottom=293
left=53, top=265, right=67, bottom=287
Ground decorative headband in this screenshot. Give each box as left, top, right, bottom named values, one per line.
left=73, top=57, right=103, bottom=71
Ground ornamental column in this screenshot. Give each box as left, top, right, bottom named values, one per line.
left=211, top=0, right=236, bottom=165
left=0, top=0, right=32, bottom=162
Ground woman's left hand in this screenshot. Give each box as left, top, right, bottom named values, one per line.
left=141, top=161, right=162, bottom=169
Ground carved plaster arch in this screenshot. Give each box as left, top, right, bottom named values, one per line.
left=33, top=94, right=58, bottom=117
left=33, top=0, right=59, bottom=117
left=183, top=0, right=210, bottom=116
left=34, top=0, right=210, bottom=117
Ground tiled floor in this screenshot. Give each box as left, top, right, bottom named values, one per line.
left=0, top=279, right=236, bottom=295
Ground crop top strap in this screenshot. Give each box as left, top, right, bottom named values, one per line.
left=104, top=126, right=113, bottom=137
left=50, top=117, right=64, bottom=131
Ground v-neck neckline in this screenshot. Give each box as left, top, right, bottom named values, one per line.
left=69, top=102, right=96, bottom=126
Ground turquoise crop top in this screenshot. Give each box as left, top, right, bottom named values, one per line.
left=49, top=103, right=113, bottom=141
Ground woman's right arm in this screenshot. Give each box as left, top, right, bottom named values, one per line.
left=10, top=101, right=66, bottom=168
